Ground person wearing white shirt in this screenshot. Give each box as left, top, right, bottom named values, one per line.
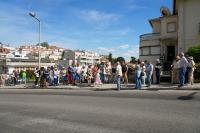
left=34, top=68, right=40, bottom=86
left=188, top=56, right=195, bottom=86
left=178, top=52, right=188, bottom=87
left=146, top=61, right=153, bottom=87
left=116, top=62, right=122, bottom=91
left=54, top=68, right=60, bottom=86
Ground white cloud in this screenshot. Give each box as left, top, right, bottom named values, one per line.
left=81, top=10, right=120, bottom=22
left=119, top=44, right=129, bottom=49
left=126, top=4, right=146, bottom=10
left=96, top=47, right=115, bottom=53
left=79, top=9, right=121, bottom=30
left=121, top=45, right=139, bottom=58
left=122, top=0, right=147, bottom=11
left=95, top=44, right=139, bottom=61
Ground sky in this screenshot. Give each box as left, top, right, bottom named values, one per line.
left=0, top=0, right=172, bottom=60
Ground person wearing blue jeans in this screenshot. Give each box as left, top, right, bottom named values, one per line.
left=116, top=62, right=122, bottom=91
left=135, top=60, right=142, bottom=89
left=178, top=52, right=188, bottom=87
left=135, top=74, right=141, bottom=89
left=54, top=76, right=58, bottom=86
left=146, top=73, right=152, bottom=87
left=146, top=61, right=154, bottom=87
left=179, top=67, right=186, bottom=87
left=117, top=75, right=121, bottom=91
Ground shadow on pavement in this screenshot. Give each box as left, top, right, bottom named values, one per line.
left=177, top=92, right=198, bottom=100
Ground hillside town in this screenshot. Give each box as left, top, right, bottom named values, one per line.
left=0, top=42, right=101, bottom=74
left=0, top=0, right=200, bottom=132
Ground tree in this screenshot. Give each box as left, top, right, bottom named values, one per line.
left=116, top=57, right=125, bottom=63
left=37, top=42, right=49, bottom=48
left=61, top=51, right=65, bottom=60
left=130, top=56, right=136, bottom=63
left=187, top=44, right=200, bottom=63
left=108, top=53, right=112, bottom=62
left=187, top=44, right=200, bottom=81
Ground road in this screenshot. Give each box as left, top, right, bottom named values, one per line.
left=0, top=89, right=200, bottom=133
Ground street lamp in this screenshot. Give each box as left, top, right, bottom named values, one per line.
left=28, top=12, right=41, bottom=68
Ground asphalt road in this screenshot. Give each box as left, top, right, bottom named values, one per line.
left=0, top=89, right=200, bottom=133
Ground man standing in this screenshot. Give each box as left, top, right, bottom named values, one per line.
left=116, top=62, right=122, bottom=91
left=155, top=59, right=162, bottom=84
left=135, top=60, right=142, bottom=89
left=34, top=68, right=40, bottom=87
left=99, top=62, right=105, bottom=83
left=146, top=61, right=154, bottom=87
left=179, top=52, right=188, bottom=87
left=121, top=61, right=128, bottom=85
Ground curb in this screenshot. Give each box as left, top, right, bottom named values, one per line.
left=0, top=85, right=200, bottom=91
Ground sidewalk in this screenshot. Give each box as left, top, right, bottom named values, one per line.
left=0, top=83, right=200, bottom=90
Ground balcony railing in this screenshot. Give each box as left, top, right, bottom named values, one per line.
left=140, top=33, right=160, bottom=41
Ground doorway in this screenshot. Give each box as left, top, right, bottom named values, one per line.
left=167, top=45, right=175, bottom=62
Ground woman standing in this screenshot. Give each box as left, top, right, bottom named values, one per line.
left=171, top=56, right=180, bottom=84
left=94, top=66, right=102, bottom=86
left=135, top=60, right=142, bottom=89
left=105, top=63, right=111, bottom=83
left=155, top=59, right=162, bottom=84
left=87, top=65, right=93, bottom=85
left=140, top=62, right=146, bottom=86
left=188, top=56, right=195, bottom=86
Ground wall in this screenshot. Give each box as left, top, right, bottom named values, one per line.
left=177, top=0, right=200, bottom=52
left=160, top=15, right=178, bottom=39
left=151, top=19, right=161, bottom=33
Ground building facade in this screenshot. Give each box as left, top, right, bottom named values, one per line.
left=62, top=49, right=100, bottom=66
left=139, top=0, right=200, bottom=69
left=19, top=45, right=64, bottom=60
left=0, top=58, right=55, bottom=74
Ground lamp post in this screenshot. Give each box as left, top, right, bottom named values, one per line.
left=28, top=12, right=41, bottom=68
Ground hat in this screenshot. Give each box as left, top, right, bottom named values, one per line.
left=156, top=59, right=160, bottom=63
left=189, top=56, right=193, bottom=60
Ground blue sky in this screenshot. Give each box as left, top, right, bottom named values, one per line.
left=0, top=0, right=172, bottom=60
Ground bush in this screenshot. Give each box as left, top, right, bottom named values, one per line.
left=187, top=45, right=200, bottom=63
left=19, top=70, right=35, bottom=81
left=194, top=63, right=200, bottom=83
left=26, top=70, right=35, bottom=81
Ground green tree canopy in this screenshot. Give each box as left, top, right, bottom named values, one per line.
left=116, top=57, right=125, bottom=63
left=187, top=44, right=200, bottom=63
left=37, top=42, right=49, bottom=48
left=108, top=53, right=112, bottom=62
left=130, top=56, right=136, bottom=63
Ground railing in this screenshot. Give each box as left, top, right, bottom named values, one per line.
left=140, top=33, right=160, bottom=41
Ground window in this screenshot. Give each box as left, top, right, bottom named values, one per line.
left=151, top=46, right=160, bottom=55
left=167, top=22, right=176, bottom=33
left=139, top=49, right=142, bottom=56
left=140, top=46, right=160, bottom=56
left=141, top=47, right=150, bottom=55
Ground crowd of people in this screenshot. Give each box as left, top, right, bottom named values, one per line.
left=33, top=61, right=117, bottom=88
left=0, top=52, right=196, bottom=89
left=132, top=52, right=196, bottom=89
left=171, top=52, right=196, bottom=87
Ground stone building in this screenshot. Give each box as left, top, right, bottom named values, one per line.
left=140, top=0, right=200, bottom=70
left=62, top=49, right=100, bottom=66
